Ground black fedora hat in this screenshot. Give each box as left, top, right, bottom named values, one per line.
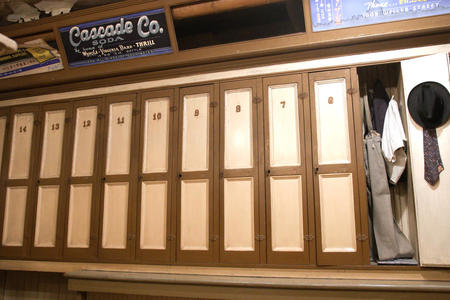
left=407, top=81, right=450, bottom=129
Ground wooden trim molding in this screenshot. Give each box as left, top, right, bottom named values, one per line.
left=1, top=42, right=449, bottom=107
left=1, top=260, right=450, bottom=281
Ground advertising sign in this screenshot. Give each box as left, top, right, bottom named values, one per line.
left=310, top=0, right=450, bottom=32
left=59, top=8, right=172, bottom=67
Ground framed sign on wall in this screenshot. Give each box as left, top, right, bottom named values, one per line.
left=310, top=0, right=450, bottom=32
left=59, top=8, right=172, bottom=67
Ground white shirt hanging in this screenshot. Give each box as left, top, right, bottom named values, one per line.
left=382, top=96, right=407, bottom=184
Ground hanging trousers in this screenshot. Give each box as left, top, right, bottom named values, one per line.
left=365, top=134, right=414, bottom=261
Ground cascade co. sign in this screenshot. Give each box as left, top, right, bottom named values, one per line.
left=59, top=8, right=172, bottom=67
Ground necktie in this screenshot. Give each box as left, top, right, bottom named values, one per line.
left=423, top=128, right=444, bottom=185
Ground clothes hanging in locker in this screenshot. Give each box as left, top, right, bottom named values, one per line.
left=362, top=86, right=414, bottom=262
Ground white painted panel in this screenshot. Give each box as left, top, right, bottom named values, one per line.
left=106, top=102, right=132, bottom=175
left=224, top=89, right=253, bottom=169
left=270, top=176, right=304, bottom=252
left=401, top=53, right=450, bottom=266
left=72, top=106, right=97, bottom=177
left=2, top=187, right=27, bottom=246
left=8, top=113, right=33, bottom=179
left=102, top=182, right=129, bottom=249
left=182, top=93, right=209, bottom=172
left=224, top=177, right=255, bottom=251
left=67, top=184, right=92, bottom=248
left=269, top=84, right=301, bottom=167
left=34, top=186, right=59, bottom=247
left=143, top=98, right=170, bottom=174
left=180, top=179, right=209, bottom=250
left=40, top=110, right=65, bottom=179
left=314, top=79, right=351, bottom=165
left=319, top=174, right=356, bottom=252
left=0, top=117, right=7, bottom=171
left=140, top=181, right=167, bottom=250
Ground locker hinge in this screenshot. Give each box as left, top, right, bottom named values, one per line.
left=347, top=88, right=356, bottom=95
left=34, top=120, right=41, bottom=126
left=356, top=234, right=368, bottom=241
left=167, top=234, right=176, bottom=241
left=97, top=113, right=105, bottom=120
left=304, top=234, right=314, bottom=241
left=252, top=97, right=262, bottom=104
left=299, top=92, right=308, bottom=99
left=255, top=235, right=265, bottom=241
left=210, top=235, right=219, bottom=241
left=170, top=106, right=177, bottom=112
left=132, top=109, right=140, bottom=116
left=210, top=102, right=218, bottom=108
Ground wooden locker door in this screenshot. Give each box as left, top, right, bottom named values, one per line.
left=63, top=98, right=103, bottom=260
left=176, top=85, right=216, bottom=264
left=219, top=79, right=263, bottom=265
left=98, top=93, right=138, bottom=261
left=0, top=105, right=40, bottom=258
left=309, top=69, right=366, bottom=265
left=30, top=102, right=72, bottom=259
left=263, top=74, right=314, bottom=265
left=136, top=89, right=175, bottom=264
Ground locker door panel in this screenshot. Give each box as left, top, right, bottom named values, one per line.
left=64, top=99, right=102, bottom=260
left=31, top=102, right=71, bottom=259
left=99, top=94, right=138, bottom=261
left=136, top=89, right=174, bottom=264
left=220, top=79, right=262, bottom=265
left=318, top=174, right=357, bottom=253
left=140, top=181, right=167, bottom=250
left=8, top=112, right=34, bottom=180
left=0, top=105, right=40, bottom=258
left=180, top=179, right=209, bottom=251
left=314, top=79, right=351, bottom=165
left=34, top=185, right=59, bottom=247
left=105, top=102, right=133, bottom=175
left=102, top=182, right=129, bottom=249
left=224, top=89, right=253, bottom=169
left=40, top=110, right=65, bottom=179
left=309, top=69, right=366, bottom=265
left=268, top=83, right=301, bottom=167
left=224, top=177, right=255, bottom=251
left=67, top=184, right=92, bottom=248
left=71, top=106, right=97, bottom=177
left=177, top=85, right=216, bottom=264
left=263, top=74, right=312, bottom=265
left=270, top=175, right=304, bottom=252
left=182, top=93, right=210, bottom=172
left=2, top=186, right=27, bottom=247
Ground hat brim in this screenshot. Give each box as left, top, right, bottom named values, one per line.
left=407, top=81, right=450, bottom=129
